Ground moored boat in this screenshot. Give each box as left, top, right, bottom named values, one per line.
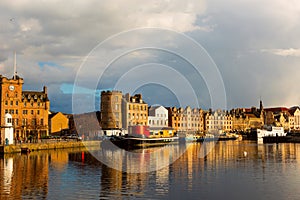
left=110, top=135, right=179, bottom=150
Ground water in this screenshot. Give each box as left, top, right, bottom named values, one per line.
left=1, top=141, right=300, bottom=200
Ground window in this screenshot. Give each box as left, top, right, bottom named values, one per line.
left=38, top=102, right=40, bottom=107
left=31, top=119, right=36, bottom=126
left=10, top=101, right=13, bottom=106
left=22, top=119, right=27, bottom=125
left=7, top=118, right=12, bottom=123
left=31, top=102, right=34, bottom=107
left=31, top=110, right=34, bottom=115
left=16, top=101, right=18, bottom=106
left=37, top=110, right=40, bottom=115
left=24, top=102, right=27, bottom=107
left=40, top=119, right=44, bottom=126
left=5, top=109, right=8, bottom=114
left=10, top=109, right=14, bottom=114
left=23, top=110, right=28, bottom=115
left=5, top=101, right=8, bottom=106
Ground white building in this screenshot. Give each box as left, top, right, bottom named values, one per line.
left=4, top=113, right=14, bottom=145
left=148, top=106, right=168, bottom=127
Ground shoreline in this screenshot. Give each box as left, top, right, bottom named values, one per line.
left=0, top=140, right=101, bottom=154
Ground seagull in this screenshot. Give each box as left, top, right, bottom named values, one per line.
left=10, top=18, right=15, bottom=22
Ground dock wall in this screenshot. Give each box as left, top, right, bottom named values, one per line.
left=0, top=140, right=101, bottom=154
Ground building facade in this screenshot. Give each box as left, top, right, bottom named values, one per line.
left=49, top=112, right=69, bottom=135
left=148, top=106, right=168, bottom=127
left=167, top=106, right=204, bottom=133
left=122, top=93, right=148, bottom=129
left=204, top=110, right=233, bottom=133
left=100, top=91, right=122, bottom=130
left=0, top=74, right=50, bottom=144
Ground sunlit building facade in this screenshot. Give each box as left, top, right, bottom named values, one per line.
left=0, top=74, right=50, bottom=144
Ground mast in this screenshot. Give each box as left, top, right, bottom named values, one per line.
left=13, top=51, right=17, bottom=80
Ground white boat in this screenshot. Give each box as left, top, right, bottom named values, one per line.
left=257, top=126, right=286, bottom=143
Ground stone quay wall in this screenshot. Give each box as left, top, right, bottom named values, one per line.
left=0, top=140, right=101, bottom=154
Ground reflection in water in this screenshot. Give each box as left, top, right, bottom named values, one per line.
left=1, top=142, right=300, bottom=199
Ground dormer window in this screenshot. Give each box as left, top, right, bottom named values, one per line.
left=28, top=94, right=31, bottom=99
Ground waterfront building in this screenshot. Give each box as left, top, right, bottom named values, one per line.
left=204, top=110, right=233, bottom=133
left=0, top=60, right=50, bottom=144
left=264, top=107, right=291, bottom=131
left=69, top=111, right=103, bottom=138
left=289, top=107, right=300, bottom=132
left=230, top=108, right=248, bottom=132
left=122, top=93, right=148, bottom=129
left=49, top=112, right=69, bottom=135
left=100, top=91, right=148, bottom=132
left=148, top=106, right=168, bottom=127
left=3, top=113, right=14, bottom=145
left=167, top=106, right=204, bottom=133
left=100, top=91, right=123, bottom=130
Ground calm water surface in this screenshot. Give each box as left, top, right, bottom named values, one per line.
left=1, top=141, right=300, bottom=200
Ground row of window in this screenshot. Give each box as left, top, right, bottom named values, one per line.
left=128, top=113, right=147, bottom=119
left=207, top=121, right=232, bottom=125
left=207, top=125, right=232, bottom=130
left=148, top=120, right=168, bottom=126
left=6, top=118, right=44, bottom=126
left=173, top=116, right=202, bottom=121
left=5, top=109, right=42, bottom=115
left=174, top=123, right=203, bottom=127
left=4, top=100, right=43, bottom=107
left=128, top=105, right=147, bottom=111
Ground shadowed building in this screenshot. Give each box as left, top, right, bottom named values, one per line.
left=100, top=91, right=122, bottom=130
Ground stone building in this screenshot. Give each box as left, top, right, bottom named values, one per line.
left=100, top=91, right=148, bottom=131
left=167, top=106, right=204, bottom=133
left=100, top=91, right=122, bottom=129
left=289, top=107, right=300, bottom=132
left=0, top=72, right=50, bottom=144
left=204, top=110, right=233, bottom=133
left=122, top=93, right=148, bottom=129
left=49, top=112, right=69, bottom=135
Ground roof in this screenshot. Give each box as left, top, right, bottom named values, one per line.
left=289, top=106, right=300, bottom=115
left=264, top=107, right=289, bottom=113
left=22, top=91, right=49, bottom=101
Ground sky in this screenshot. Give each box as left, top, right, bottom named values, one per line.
left=0, top=0, right=300, bottom=113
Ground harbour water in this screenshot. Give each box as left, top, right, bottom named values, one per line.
left=1, top=140, right=300, bottom=200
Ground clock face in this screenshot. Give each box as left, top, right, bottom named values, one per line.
left=9, top=85, right=15, bottom=91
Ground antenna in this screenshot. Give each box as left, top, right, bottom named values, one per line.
left=13, top=51, right=17, bottom=80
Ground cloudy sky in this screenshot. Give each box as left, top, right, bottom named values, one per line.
left=0, top=0, right=299, bottom=113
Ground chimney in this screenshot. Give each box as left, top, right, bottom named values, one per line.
left=43, top=86, right=48, bottom=94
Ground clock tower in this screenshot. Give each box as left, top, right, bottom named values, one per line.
left=0, top=52, right=24, bottom=144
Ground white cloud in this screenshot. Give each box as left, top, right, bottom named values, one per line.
left=261, top=48, right=300, bottom=57
left=1, top=0, right=300, bottom=112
